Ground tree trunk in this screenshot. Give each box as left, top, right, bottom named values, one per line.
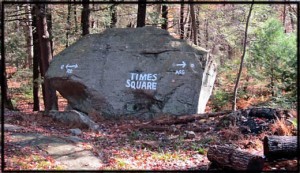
left=46, top=5, right=54, bottom=56
left=283, top=2, right=286, bottom=33
left=153, top=1, right=161, bottom=27
left=189, top=0, right=197, bottom=45
left=195, top=6, right=200, bottom=45
left=0, top=2, right=14, bottom=110
left=46, top=4, right=58, bottom=110
left=207, top=145, right=264, bottom=171
left=16, top=5, right=20, bottom=32
left=186, top=7, right=191, bottom=41
left=137, top=0, right=146, bottom=27
left=74, top=0, right=78, bottom=32
left=232, top=2, right=254, bottom=111
left=205, top=19, right=208, bottom=49
left=263, top=136, right=298, bottom=159
left=81, top=0, right=90, bottom=36
left=66, top=1, right=71, bottom=47
left=263, top=136, right=299, bottom=159
left=161, top=5, right=168, bottom=30
left=31, top=4, right=40, bottom=111
left=109, top=0, right=117, bottom=28
left=179, top=0, right=184, bottom=39
left=289, top=5, right=295, bottom=31
left=0, top=62, right=14, bottom=110
left=23, top=4, right=33, bottom=68
left=35, top=4, right=57, bottom=111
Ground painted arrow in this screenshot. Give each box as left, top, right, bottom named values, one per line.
left=176, top=61, right=186, bottom=68
left=66, top=64, right=78, bottom=68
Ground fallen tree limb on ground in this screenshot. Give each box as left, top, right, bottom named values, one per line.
left=136, top=125, right=170, bottom=132
left=263, top=136, right=298, bottom=159
left=207, top=145, right=264, bottom=171
left=151, top=108, right=289, bottom=125
left=152, top=110, right=232, bottom=125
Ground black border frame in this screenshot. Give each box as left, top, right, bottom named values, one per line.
left=1, top=0, right=299, bottom=172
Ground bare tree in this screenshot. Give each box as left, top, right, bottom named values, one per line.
left=288, top=5, right=294, bottom=31
left=282, top=1, right=286, bottom=33
left=35, top=4, right=57, bottom=111
left=31, top=4, right=40, bottom=111
left=179, top=0, right=185, bottom=39
left=109, top=0, right=117, bottom=28
left=189, top=0, right=197, bottom=45
left=232, top=2, right=254, bottom=111
left=66, top=1, right=71, bottom=47
left=137, top=0, right=146, bottom=27
left=0, top=3, right=14, bottom=110
left=161, top=4, right=168, bottom=30
left=23, top=4, right=33, bottom=68
left=74, top=0, right=78, bottom=32
left=81, top=0, right=90, bottom=36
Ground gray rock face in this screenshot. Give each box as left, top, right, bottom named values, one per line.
left=46, top=27, right=217, bottom=119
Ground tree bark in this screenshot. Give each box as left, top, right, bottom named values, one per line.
left=109, top=0, right=117, bottom=28
left=74, top=0, right=78, bottom=32
left=283, top=1, right=286, bottom=33
left=207, top=145, right=264, bottom=171
left=46, top=4, right=54, bottom=56
left=24, top=4, right=33, bottom=68
left=232, top=2, right=254, bottom=111
left=263, top=136, right=298, bottom=159
left=66, top=1, right=71, bottom=47
left=46, top=4, right=58, bottom=110
left=137, top=0, right=146, bottom=27
left=179, top=0, right=184, bottom=39
left=161, top=5, right=168, bottom=30
left=16, top=5, right=20, bottom=32
left=35, top=4, right=57, bottom=111
left=81, top=0, right=90, bottom=36
left=189, top=0, right=197, bottom=45
left=31, top=4, right=40, bottom=111
left=289, top=5, right=295, bottom=31
left=0, top=3, right=14, bottom=110
left=186, top=8, right=191, bottom=41
left=205, top=19, right=208, bottom=49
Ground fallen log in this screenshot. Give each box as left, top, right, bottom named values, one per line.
left=136, top=125, right=170, bottom=132
left=151, top=108, right=286, bottom=125
left=152, top=110, right=232, bottom=125
left=207, top=145, right=264, bottom=171
left=263, top=136, right=298, bottom=159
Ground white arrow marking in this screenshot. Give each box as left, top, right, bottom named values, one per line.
left=176, top=61, right=186, bottom=68
left=66, top=64, right=78, bottom=69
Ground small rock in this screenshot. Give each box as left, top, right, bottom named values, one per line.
left=4, top=124, right=23, bottom=131
left=66, top=136, right=84, bottom=143
left=184, top=131, right=196, bottom=139
left=69, top=128, right=82, bottom=136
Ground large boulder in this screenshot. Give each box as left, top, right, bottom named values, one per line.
left=46, top=26, right=217, bottom=119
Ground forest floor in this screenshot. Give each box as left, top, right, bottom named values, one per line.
left=2, top=107, right=298, bottom=171
left=1, top=68, right=298, bottom=171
